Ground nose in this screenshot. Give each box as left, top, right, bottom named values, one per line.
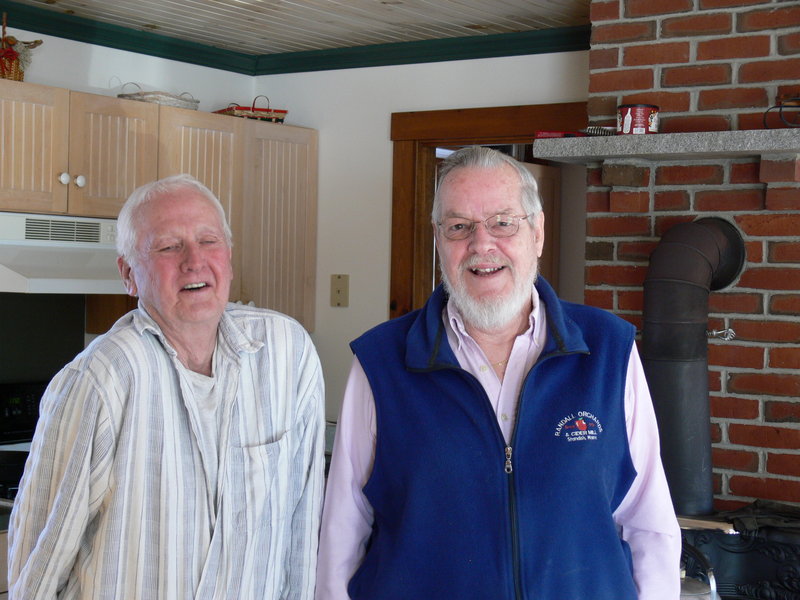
left=467, top=221, right=498, bottom=253
left=181, top=242, right=204, bottom=271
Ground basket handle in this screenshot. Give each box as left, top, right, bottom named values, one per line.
left=1, top=12, right=10, bottom=49
left=252, top=95, right=270, bottom=110
left=120, top=82, right=142, bottom=93
left=178, top=92, right=196, bottom=101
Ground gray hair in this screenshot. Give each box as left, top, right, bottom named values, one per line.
left=431, top=146, right=543, bottom=224
left=116, top=174, right=232, bottom=264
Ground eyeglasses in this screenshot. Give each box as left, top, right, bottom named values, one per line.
left=437, top=213, right=533, bottom=241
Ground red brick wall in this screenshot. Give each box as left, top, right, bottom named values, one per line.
left=589, top=0, right=800, bottom=131
left=586, top=0, right=800, bottom=510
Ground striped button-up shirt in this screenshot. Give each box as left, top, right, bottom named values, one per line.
left=9, top=303, right=325, bottom=600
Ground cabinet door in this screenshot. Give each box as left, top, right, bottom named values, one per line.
left=240, top=121, right=318, bottom=331
left=67, top=92, right=159, bottom=218
left=0, top=80, right=70, bottom=213
left=158, top=106, right=244, bottom=300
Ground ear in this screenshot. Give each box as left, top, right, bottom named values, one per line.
left=117, top=256, right=139, bottom=297
left=532, top=212, right=545, bottom=258
left=431, top=221, right=444, bottom=256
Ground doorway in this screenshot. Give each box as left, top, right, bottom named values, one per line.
left=389, top=102, right=587, bottom=319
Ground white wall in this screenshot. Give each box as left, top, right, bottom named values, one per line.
left=18, top=29, right=253, bottom=110
left=14, top=28, right=589, bottom=420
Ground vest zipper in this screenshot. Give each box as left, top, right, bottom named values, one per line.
left=505, top=445, right=523, bottom=600
left=437, top=365, right=529, bottom=599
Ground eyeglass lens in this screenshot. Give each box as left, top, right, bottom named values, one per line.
left=440, top=214, right=525, bottom=240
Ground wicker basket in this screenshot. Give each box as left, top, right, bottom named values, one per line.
left=117, top=82, right=200, bottom=110
left=0, top=13, right=40, bottom=81
left=0, top=13, right=35, bottom=81
left=213, top=95, right=288, bottom=123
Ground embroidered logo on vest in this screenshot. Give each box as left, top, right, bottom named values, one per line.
left=553, top=411, right=604, bottom=441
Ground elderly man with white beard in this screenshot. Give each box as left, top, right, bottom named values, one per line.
left=315, top=146, right=682, bottom=600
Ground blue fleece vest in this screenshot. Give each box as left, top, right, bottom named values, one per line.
left=348, top=279, right=639, bottom=600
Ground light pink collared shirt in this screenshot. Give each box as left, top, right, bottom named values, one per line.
left=316, top=289, right=682, bottom=600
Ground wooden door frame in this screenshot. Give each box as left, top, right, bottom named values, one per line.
left=389, top=102, right=587, bottom=319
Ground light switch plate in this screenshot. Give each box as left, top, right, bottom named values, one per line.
left=330, top=274, right=349, bottom=307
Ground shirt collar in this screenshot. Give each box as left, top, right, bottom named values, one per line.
left=131, top=302, right=263, bottom=358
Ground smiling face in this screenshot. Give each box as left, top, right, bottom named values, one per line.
left=435, top=163, right=545, bottom=333
left=117, top=186, right=233, bottom=340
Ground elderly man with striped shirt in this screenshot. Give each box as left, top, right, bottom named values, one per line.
left=9, top=174, right=325, bottom=599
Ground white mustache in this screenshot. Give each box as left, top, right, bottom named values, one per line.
left=461, top=255, right=509, bottom=271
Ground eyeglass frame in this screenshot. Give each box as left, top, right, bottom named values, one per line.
left=436, top=212, right=535, bottom=241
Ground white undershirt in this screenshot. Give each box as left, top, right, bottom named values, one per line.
left=180, top=348, right=223, bottom=515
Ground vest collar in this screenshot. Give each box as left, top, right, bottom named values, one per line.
left=405, top=277, right=589, bottom=370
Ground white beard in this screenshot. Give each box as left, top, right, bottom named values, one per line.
left=441, top=255, right=536, bottom=332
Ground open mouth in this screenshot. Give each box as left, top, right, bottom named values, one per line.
left=470, top=266, right=506, bottom=276
left=183, top=282, right=209, bottom=291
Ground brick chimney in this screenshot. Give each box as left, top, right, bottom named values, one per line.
left=552, top=0, right=800, bottom=511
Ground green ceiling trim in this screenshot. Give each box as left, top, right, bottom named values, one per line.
left=0, top=0, right=589, bottom=76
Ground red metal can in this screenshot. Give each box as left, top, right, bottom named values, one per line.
left=617, top=104, right=659, bottom=134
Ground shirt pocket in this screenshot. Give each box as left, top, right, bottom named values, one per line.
left=227, top=429, right=293, bottom=531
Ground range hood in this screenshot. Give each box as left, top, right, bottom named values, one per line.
left=0, top=212, right=125, bottom=294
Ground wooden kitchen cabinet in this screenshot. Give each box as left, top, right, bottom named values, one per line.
left=0, top=80, right=69, bottom=213
left=240, top=119, right=318, bottom=331
left=67, top=92, right=159, bottom=217
left=0, top=79, right=158, bottom=217
left=85, top=293, right=139, bottom=334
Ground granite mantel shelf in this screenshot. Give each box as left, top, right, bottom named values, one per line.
left=532, top=129, right=800, bottom=164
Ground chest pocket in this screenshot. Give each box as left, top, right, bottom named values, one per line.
left=226, top=428, right=293, bottom=529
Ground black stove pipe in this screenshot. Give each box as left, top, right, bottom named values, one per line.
left=641, top=217, right=745, bottom=516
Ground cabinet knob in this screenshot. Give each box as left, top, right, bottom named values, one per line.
left=58, top=172, right=71, bottom=185
left=74, top=175, right=87, bottom=188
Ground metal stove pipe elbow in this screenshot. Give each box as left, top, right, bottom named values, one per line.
left=641, top=217, right=745, bottom=516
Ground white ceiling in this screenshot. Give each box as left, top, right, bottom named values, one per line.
left=9, top=0, right=591, bottom=56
